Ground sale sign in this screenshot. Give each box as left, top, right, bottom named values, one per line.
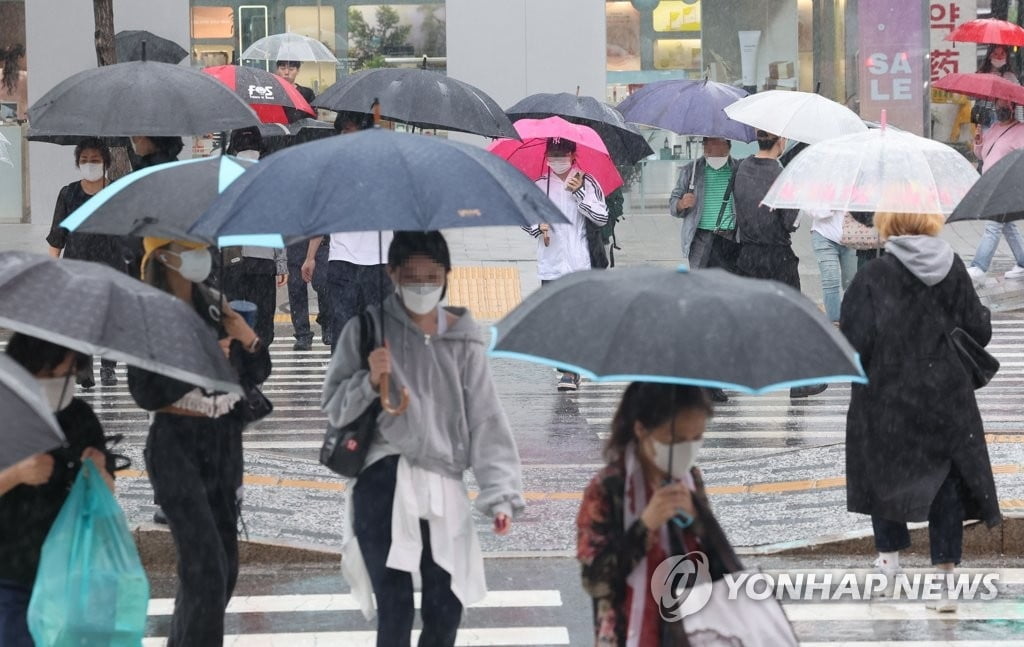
left=859, top=1, right=929, bottom=135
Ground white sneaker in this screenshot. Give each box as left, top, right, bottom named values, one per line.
left=870, top=557, right=901, bottom=599
left=1004, top=265, right=1024, bottom=279
left=924, top=573, right=958, bottom=613
left=967, top=266, right=986, bottom=281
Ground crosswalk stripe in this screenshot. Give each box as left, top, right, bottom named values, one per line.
left=142, top=627, right=571, bottom=646
left=148, top=590, right=562, bottom=615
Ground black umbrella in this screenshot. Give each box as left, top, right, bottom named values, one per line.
left=258, top=118, right=335, bottom=144
left=490, top=266, right=865, bottom=393
left=947, top=148, right=1024, bottom=224
left=0, top=353, right=65, bottom=472
left=506, top=92, right=654, bottom=165
left=115, top=30, right=188, bottom=64
left=27, top=61, right=260, bottom=138
left=0, top=252, right=241, bottom=394
left=189, top=128, right=569, bottom=245
left=312, top=68, right=518, bottom=139
left=58, top=155, right=255, bottom=243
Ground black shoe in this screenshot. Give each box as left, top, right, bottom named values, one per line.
left=293, top=340, right=312, bottom=351
left=77, top=376, right=95, bottom=390
left=100, top=366, right=117, bottom=387
left=708, top=388, right=729, bottom=403
left=153, top=508, right=168, bottom=525
left=790, top=384, right=828, bottom=398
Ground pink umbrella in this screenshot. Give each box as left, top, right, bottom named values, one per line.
left=487, top=117, right=623, bottom=194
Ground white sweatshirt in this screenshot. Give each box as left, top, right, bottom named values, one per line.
left=524, top=168, right=609, bottom=281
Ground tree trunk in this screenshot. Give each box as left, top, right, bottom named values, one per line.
left=92, top=0, right=132, bottom=181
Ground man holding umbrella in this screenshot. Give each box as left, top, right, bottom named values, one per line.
left=670, top=136, right=741, bottom=272
left=524, top=137, right=609, bottom=392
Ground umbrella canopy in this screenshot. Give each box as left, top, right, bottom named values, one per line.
left=241, top=33, right=337, bottom=63
left=506, top=92, right=654, bottom=165
left=933, top=72, right=1024, bottom=104
left=312, top=68, right=518, bottom=139
left=257, top=118, right=334, bottom=143
left=59, top=155, right=255, bottom=243
left=189, top=129, right=570, bottom=247
left=0, top=252, right=241, bottom=394
left=0, top=353, right=65, bottom=472
left=490, top=266, right=865, bottom=393
left=948, top=148, right=1024, bottom=224
left=947, top=18, right=1024, bottom=46
left=203, top=65, right=315, bottom=124
left=487, top=117, right=623, bottom=194
left=615, top=79, right=755, bottom=142
left=762, top=124, right=979, bottom=215
left=27, top=61, right=260, bottom=137
left=723, top=90, right=867, bottom=144
left=114, top=30, right=188, bottom=64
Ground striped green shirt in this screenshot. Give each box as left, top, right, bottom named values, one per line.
left=698, top=164, right=735, bottom=231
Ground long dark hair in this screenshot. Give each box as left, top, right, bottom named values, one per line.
left=1, top=44, right=24, bottom=94
left=605, top=382, right=712, bottom=463
left=979, top=45, right=1017, bottom=77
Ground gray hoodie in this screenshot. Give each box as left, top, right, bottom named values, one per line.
left=322, top=295, right=525, bottom=520
left=884, top=235, right=954, bottom=286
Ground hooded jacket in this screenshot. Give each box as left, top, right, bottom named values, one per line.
left=323, top=294, right=525, bottom=519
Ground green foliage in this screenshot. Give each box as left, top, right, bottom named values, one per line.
left=347, top=5, right=413, bottom=70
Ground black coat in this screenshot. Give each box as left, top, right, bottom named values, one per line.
left=840, top=253, right=1001, bottom=526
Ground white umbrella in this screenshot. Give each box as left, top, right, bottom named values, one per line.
left=762, top=117, right=979, bottom=215
left=724, top=90, right=867, bottom=144
left=241, top=32, right=337, bottom=63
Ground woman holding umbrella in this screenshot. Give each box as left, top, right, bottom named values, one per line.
left=129, top=237, right=270, bottom=646
left=324, top=231, right=524, bottom=647
left=577, top=382, right=743, bottom=645
left=841, top=212, right=1001, bottom=612
left=45, top=137, right=125, bottom=389
left=0, top=335, right=116, bottom=647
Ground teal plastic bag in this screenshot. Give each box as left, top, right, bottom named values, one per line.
left=27, top=460, right=150, bottom=647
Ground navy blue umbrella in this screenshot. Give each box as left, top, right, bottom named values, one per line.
left=189, top=128, right=569, bottom=247
left=616, top=79, right=755, bottom=142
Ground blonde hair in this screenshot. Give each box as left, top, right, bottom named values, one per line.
left=873, top=212, right=944, bottom=239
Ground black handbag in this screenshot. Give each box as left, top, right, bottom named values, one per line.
left=948, top=327, right=1000, bottom=390
left=238, top=384, right=273, bottom=424
left=320, top=311, right=381, bottom=477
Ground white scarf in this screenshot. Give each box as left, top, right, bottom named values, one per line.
left=623, top=442, right=695, bottom=647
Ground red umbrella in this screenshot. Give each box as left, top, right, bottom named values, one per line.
left=487, top=117, right=623, bottom=194
left=933, top=73, right=1024, bottom=104
left=202, top=65, right=315, bottom=124
left=947, top=18, right=1024, bottom=46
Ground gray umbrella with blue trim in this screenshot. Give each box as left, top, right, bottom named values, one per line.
left=0, top=353, right=65, bottom=472
left=490, top=266, right=866, bottom=393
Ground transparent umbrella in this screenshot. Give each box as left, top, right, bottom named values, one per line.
left=241, top=33, right=337, bottom=63
left=723, top=90, right=867, bottom=144
left=762, top=116, right=979, bottom=215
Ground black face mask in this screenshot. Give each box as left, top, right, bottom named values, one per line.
left=997, top=107, right=1014, bottom=122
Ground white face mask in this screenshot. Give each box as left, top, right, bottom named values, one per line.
left=547, top=157, right=572, bottom=176
left=37, top=376, right=74, bottom=412
left=650, top=438, right=704, bottom=480
left=160, top=248, right=212, bottom=283
left=79, top=163, right=105, bottom=183
left=397, top=283, right=445, bottom=315
left=235, top=149, right=260, bottom=161
left=705, top=156, right=729, bottom=170
left=993, top=56, right=1008, bottom=68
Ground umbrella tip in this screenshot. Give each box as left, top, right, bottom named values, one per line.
left=880, top=109, right=887, bottom=131
left=677, top=263, right=690, bottom=274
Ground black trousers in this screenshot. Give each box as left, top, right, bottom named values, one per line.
left=222, top=259, right=278, bottom=345
left=145, top=419, right=243, bottom=647
left=287, top=240, right=329, bottom=344
left=872, top=470, right=966, bottom=565
left=327, top=261, right=392, bottom=353
left=353, top=456, right=463, bottom=647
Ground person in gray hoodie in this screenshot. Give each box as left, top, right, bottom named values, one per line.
left=322, top=231, right=525, bottom=647
left=841, top=212, right=1000, bottom=613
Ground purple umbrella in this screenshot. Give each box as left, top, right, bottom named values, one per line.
left=616, top=79, right=756, bottom=142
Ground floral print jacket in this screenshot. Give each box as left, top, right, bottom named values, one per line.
left=577, top=458, right=743, bottom=647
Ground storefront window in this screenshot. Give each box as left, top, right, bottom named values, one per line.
left=652, top=1, right=700, bottom=33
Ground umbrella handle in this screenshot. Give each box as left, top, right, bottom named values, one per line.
left=380, top=373, right=410, bottom=416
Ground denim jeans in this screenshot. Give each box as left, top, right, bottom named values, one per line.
left=810, top=232, right=858, bottom=322
left=969, top=221, right=1024, bottom=272
left=0, top=580, right=32, bottom=647
left=871, top=470, right=965, bottom=565
left=353, top=456, right=463, bottom=647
